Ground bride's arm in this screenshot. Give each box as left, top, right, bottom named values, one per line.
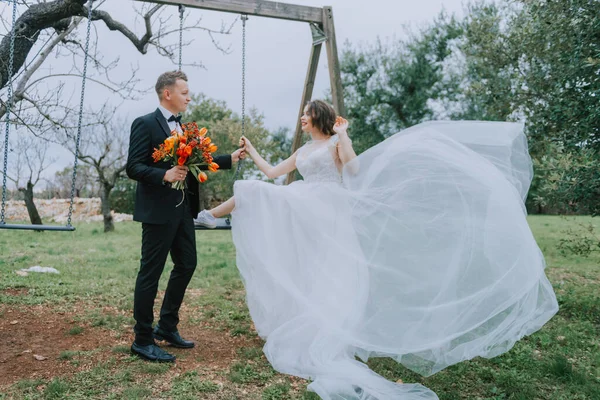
left=241, top=137, right=298, bottom=179
left=334, top=118, right=357, bottom=165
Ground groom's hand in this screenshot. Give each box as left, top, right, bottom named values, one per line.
left=164, top=165, right=189, bottom=183
left=231, top=147, right=246, bottom=163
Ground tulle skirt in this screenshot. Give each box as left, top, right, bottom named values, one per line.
left=231, top=121, right=558, bottom=400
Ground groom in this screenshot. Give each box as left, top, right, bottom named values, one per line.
left=126, top=70, right=244, bottom=362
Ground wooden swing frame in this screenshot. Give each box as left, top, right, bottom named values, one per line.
left=134, top=0, right=346, bottom=184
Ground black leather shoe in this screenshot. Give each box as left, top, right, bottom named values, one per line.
left=131, top=342, right=176, bottom=362
left=153, top=325, right=195, bottom=348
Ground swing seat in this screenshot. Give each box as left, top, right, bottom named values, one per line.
left=0, top=223, right=76, bottom=231
left=194, top=217, right=232, bottom=230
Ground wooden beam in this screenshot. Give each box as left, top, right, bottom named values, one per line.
left=134, top=0, right=323, bottom=23
left=322, top=6, right=345, bottom=117
left=286, top=40, right=322, bottom=184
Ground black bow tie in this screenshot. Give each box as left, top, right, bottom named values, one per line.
left=167, top=114, right=182, bottom=124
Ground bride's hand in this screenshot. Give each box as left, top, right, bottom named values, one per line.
left=239, top=136, right=254, bottom=151
left=333, top=117, right=349, bottom=136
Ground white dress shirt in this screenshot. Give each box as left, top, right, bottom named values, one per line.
left=158, top=105, right=182, bottom=134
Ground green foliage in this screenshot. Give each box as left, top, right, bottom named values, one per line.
left=514, top=0, right=600, bottom=153
left=458, top=0, right=600, bottom=213
left=340, top=0, right=600, bottom=214
left=455, top=2, right=519, bottom=121
left=531, top=144, right=600, bottom=255
left=184, top=94, right=293, bottom=209
left=262, top=382, right=290, bottom=400
left=340, top=13, right=463, bottom=153
left=229, top=362, right=274, bottom=385
left=44, top=378, right=70, bottom=399
left=168, top=371, right=220, bottom=398
left=109, top=177, right=137, bottom=214
left=58, top=350, right=79, bottom=360
left=532, top=144, right=600, bottom=214
left=68, top=326, right=84, bottom=335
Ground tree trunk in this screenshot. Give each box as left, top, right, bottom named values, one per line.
left=0, top=0, right=85, bottom=91
left=18, top=180, right=43, bottom=227
left=100, top=184, right=114, bottom=232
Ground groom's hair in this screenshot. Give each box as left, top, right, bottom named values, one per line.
left=155, top=71, right=188, bottom=99
left=306, top=100, right=336, bottom=137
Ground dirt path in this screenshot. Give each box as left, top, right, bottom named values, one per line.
left=0, top=301, right=262, bottom=390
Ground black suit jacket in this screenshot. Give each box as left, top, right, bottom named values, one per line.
left=126, top=108, right=232, bottom=224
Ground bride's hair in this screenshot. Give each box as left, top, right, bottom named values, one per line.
left=306, top=100, right=336, bottom=136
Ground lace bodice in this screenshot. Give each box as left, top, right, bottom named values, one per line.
left=296, top=135, right=342, bottom=184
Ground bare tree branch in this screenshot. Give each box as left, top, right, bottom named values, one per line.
left=0, top=0, right=235, bottom=156
left=0, top=18, right=78, bottom=120
left=0, top=0, right=88, bottom=89
left=82, top=4, right=162, bottom=54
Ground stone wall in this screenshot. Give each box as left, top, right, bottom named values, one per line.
left=2, top=198, right=133, bottom=223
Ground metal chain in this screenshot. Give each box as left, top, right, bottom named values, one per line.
left=1, top=0, right=18, bottom=225
left=178, top=5, right=184, bottom=71
left=232, top=14, right=248, bottom=183
left=225, top=15, right=248, bottom=226
left=66, top=0, right=94, bottom=228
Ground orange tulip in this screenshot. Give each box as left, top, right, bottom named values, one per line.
left=176, top=143, right=187, bottom=157
left=208, top=162, right=219, bottom=172
left=179, top=135, right=187, bottom=144
left=178, top=156, right=186, bottom=166
left=199, top=127, right=208, bottom=136
left=203, top=137, right=212, bottom=145
left=184, top=145, right=192, bottom=156
left=208, top=144, right=218, bottom=153
left=198, top=171, right=208, bottom=183
left=164, top=137, right=175, bottom=152
left=152, top=149, right=163, bottom=162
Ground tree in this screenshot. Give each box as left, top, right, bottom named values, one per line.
left=0, top=0, right=233, bottom=141
left=0, top=134, right=55, bottom=226
left=339, top=13, right=464, bottom=154
left=447, top=2, right=519, bottom=121
left=339, top=0, right=600, bottom=214
left=72, top=112, right=129, bottom=232
left=455, top=0, right=600, bottom=213
left=109, top=176, right=136, bottom=214
left=49, top=164, right=98, bottom=199
left=510, top=0, right=600, bottom=153
left=184, top=94, right=283, bottom=209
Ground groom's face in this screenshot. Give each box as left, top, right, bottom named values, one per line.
left=164, top=79, right=191, bottom=114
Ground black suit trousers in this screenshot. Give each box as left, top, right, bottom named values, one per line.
left=133, top=199, right=197, bottom=345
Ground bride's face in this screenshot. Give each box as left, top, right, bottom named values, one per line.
left=300, top=106, right=314, bottom=133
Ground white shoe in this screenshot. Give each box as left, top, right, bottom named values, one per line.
left=193, top=210, right=217, bottom=229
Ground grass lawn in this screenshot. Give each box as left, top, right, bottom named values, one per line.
left=0, top=215, right=598, bottom=399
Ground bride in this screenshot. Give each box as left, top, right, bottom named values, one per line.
left=194, top=100, right=558, bottom=399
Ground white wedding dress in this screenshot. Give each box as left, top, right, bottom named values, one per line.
left=230, top=121, right=558, bottom=400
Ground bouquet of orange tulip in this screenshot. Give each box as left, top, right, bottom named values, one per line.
left=152, top=122, right=220, bottom=203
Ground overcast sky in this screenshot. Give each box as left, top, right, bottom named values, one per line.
left=1, top=0, right=469, bottom=183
